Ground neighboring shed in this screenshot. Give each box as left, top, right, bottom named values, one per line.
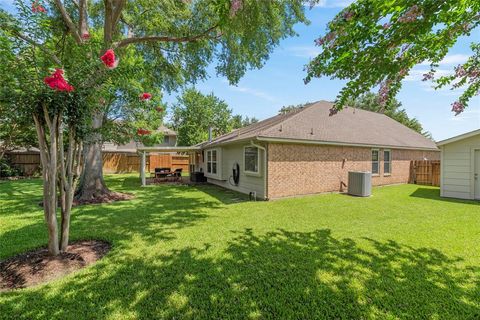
left=437, top=129, right=480, bottom=200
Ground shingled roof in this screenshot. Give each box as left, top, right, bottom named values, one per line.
left=203, top=100, right=438, bottom=150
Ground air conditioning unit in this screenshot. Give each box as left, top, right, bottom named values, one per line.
left=348, top=171, right=372, bottom=197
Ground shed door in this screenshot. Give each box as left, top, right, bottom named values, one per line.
left=475, top=150, right=480, bottom=200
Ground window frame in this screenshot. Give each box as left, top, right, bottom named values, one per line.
left=371, top=149, right=380, bottom=176
left=383, top=149, right=392, bottom=176
left=243, top=146, right=261, bottom=176
left=205, top=148, right=220, bottom=178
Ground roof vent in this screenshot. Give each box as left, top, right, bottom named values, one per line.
left=279, top=124, right=283, bottom=132
left=310, top=128, right=314, bottom=135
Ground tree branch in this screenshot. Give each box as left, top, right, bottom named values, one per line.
left=103, top=0, right=115, bottom=47
left=111, top=0, right=127, bottom=31
left=113, top=25, right=220, bottom=48
left=8, top=29, right=62, bottom=65
left=78, top=0, right=88, bottom=36
left=54, top=0, right=82, bottom=44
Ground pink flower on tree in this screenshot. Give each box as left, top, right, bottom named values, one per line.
left=44, top=69, right=74, bottom=92
left=32, top=1, right=46, bottom=13
left=378, top=80, right=391, bottom=106
left=343, top=10, right=354, bottom=21
left=451, top=101, right=464, bottom=115
left=422, top=71, right=434, bottom=81
left=140, top=93, right=152, bottom=101
left=398, top=5, right=422, bottom=23
left=101, top=49, right=118, bottom=69
left=82, top=33, right=90, bottom=40
left=230, top=0, right=242, bottom=17
left=137, top=128, right=151, bottom=136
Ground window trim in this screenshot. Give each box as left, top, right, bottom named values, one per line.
left=205, top=148, right=221, bottom=178
left=383, top=149, right=392, bottom=176
left=243, top=146, right=261, bottom=176
left=371, top=149, right=380, bottom=176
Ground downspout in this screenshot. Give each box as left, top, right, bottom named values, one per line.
left=250, top=140, right=268, bottom=200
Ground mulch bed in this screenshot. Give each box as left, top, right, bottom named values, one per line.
left=0, top=240, right=111, bottom=291
left=73, top=191, right=134, bottom=206
left=38, top=192, right=134, bottom=207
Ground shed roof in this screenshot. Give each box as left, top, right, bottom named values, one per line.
left=436, top=129, right=480, bottom=146
left=203, top=100, right=438, bottom=150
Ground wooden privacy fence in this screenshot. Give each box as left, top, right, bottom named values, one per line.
left=6, top=151, right=190, bottom=175
left=149, top=154, right=190, bottom=172
left=409, top=160, right=440, bottom=186
left=5, top=152, right=41, bottom=176
left=103, top=152, right=190, bottom=174
left=103, top=152, right=146, bottom=174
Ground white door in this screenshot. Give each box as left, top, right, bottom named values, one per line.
left=475, top=150, right=480, bottom=200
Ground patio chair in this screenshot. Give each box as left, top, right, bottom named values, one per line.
left=172, top=168, right=183, bottom=182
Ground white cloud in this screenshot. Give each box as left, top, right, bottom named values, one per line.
left=286, top=46, right=321, bottom=59
left=403, top=69, right=453, bottom=82
left=314, top=0, right=354, bottom=8
left=449, top=109, right=480, bottom=122
left=227, top=83, right=279, bottom=103
left=420, top=54, right=470, bottom=66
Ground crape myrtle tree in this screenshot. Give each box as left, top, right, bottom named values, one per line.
left=34, top=0, right=314, bottom=202
left=0, top=1, right=163, bottom=255
left=305, top=0, right=480, bottom=115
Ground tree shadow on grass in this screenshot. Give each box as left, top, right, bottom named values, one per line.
left=0, top=178, right=241, bottom=259
left=2, top=229, right=479, bottom=319
left=410, top=187, right=480, bottom=206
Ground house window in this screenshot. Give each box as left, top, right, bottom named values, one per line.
left=244, top=146, right=259, bottom=173
left=206, top=149, right=217, bottom=175
left=384, top=150, right=391, bottom=175
left=163, top=135, right=170, bottom=144
left=372, top=149, right=379, bottom=175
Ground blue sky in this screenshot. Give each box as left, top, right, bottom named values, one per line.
left=2, top=0, right=478, bottom=141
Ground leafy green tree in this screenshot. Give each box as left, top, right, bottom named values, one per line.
left=278, top=102, right=311, bottom=114
left=171, top=88, right=233, bottom=146
left=231, top=114, right=259, bottom=129
left=305, top=0, right=480, bottom=114
left=0, top=104, right=36, bottom=160
left=346, top=93, right=432, bottom=138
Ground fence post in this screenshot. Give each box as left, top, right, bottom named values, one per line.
left=140, top=151, right=146, bottom=186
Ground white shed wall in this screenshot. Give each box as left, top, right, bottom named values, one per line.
left=440, top=134, right=480, bottom=200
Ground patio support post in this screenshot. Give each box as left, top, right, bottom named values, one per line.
left=141, top=151, right=146, bottom=186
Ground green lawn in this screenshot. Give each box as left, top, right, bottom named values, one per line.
left=1, top=175, right=479, bottom=319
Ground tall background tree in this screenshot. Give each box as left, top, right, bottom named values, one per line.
left=346, top=93, right=432, bottom=138
left=305, top=0, right=480, bottom=115
left=171, top=88, right=234, bottom=146
left=231, top=114, right=259, bottom=129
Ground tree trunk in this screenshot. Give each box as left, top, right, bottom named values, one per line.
left=34, top=111, right=60, bottom=256
left=75, top=110, right=112, bottom=201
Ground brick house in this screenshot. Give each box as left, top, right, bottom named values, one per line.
left=195, top=100, right=439, bottom=199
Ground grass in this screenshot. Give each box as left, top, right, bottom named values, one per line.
left=0, top=175, right=479, bottom=319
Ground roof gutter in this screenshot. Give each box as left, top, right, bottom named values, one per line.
left=250, top=140, right=268, bottom=200
left=256, top=136, right=439, bottom=151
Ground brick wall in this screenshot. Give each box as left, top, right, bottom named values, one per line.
left=267, top=143, right=440, bottom=199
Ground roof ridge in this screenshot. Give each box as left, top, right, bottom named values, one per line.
left=259, top=100, right=323, bottom=136
left=206, top=107, right=304, bottom=145
left=252, top=103, right=314, bottom=137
